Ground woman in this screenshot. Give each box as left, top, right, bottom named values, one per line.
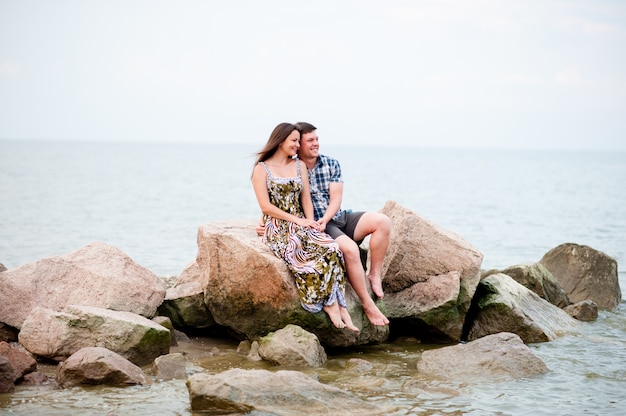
left=252, top=122, right=358, bottom=331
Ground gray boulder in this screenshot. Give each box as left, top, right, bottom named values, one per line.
left=380, top=200, right=483, bottom=341
left=152, top=353, right=187, bottom=380
left=257, top=324, right=327, bottom=368
left=0, top=242, right=166, bottom=329
left=540, top=243, right=621, bottom=310
left=564, top=300, right=598, bottom=321
left=417, top=332, right=548, bottom=382
left=19, top=305, right=170, bottom=366
left=158, top=261, right=216, bottom=330
left=186, top=368, right=395, bottom=415
left=483, top=262, right=570, bottom=308
left=466, top=273, right=578, bottom=343
left=56, top=347, right=152, bottom=388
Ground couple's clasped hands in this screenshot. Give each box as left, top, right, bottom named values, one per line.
left=297, top=218, right=326, bottom=231
left=256, top=218, right=327, bottom=236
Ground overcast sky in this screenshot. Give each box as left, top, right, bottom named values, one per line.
left=1, top=0, right=625, bottom=149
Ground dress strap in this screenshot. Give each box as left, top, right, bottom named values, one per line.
left=259, top=161, right=272, bottom=178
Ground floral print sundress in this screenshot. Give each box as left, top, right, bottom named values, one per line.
left=260, top=160, right=347, bottom=313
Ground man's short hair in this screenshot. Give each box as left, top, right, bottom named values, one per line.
left=294, top=122, right=316, bottom=134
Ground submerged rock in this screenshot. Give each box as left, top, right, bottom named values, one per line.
left=56, top=347, right=152, bottom=388
left=257, top=324, right=327, bottom=368
left=186, top=368, right=395, bottom=415
left=564, top=300, right=598, bottom=321
left=417, top=332, right=548, bottom=382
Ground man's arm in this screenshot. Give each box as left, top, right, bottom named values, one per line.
left=318, top=181, right=343, bottom=227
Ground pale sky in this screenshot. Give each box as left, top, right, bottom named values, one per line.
left=1, top=0, right=625, bottom=149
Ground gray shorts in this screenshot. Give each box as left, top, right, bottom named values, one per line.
left=325, top=211, right=365, bottom=244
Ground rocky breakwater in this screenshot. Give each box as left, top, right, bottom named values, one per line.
left=0, top=200, right=621, bottom=414
left=0, top=242, right=170, bottom=392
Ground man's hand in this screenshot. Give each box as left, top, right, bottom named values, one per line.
left=316, top=218, right=327, bottom=232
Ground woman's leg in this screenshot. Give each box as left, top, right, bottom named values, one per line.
left=339, top=307, right=360, bottom=332
left=323, top=302, right=345, bottom=329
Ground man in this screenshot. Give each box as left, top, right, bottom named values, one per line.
left=293, top=122, right=391, bottom=326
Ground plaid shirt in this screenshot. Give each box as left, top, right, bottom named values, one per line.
left=307, top=154, right=344, bottom=221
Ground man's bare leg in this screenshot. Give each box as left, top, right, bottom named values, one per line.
left=336, top=235, right=389, bottom=326
left=353, top=212, right=391, bottom=299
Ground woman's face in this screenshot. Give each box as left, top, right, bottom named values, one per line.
left=279, top=130, right=301, bottom=157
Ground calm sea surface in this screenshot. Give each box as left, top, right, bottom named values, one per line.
left=1, top=140, right=625, bottom=415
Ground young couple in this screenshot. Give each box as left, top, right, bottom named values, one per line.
left=252, top=122, right=391, bottom=331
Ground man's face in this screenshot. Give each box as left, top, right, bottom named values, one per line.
left=298, top=130, right=319, bottom=159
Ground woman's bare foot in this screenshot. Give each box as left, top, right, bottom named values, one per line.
left=323, top=303, right=345, bottom=329
left=339, top=307, right=360, bottom=332
left=363, top=299, right=389, bottom=326
left=368, top=273, right=384, bottom=299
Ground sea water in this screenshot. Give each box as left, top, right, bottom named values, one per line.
left=0, top=140, right=625, bottom=415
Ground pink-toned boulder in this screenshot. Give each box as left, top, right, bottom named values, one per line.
left=197, top=219, right=389, bottom=347
left=56, top=347, right=152, bottom=388
left=0, top=356, right=14, bottom=393
left=0, top=342, right=37, bottom=382
left=380, top=201, right=484, bottom=341
left=0, top=242, right=166, bottom=329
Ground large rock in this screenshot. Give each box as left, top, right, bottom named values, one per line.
left=483, top=263, right=570, bottom=308
left=257, top=325, right=327, bottom=368
left=380, top=201, right=483, bottom=341
left=158, top=261, right=216, bottom=330
left=197, top=219, right=388, bottom=347
left=187, top=368, right=395, bottom=415
left=0, top=342, right=37, bottom=382
left=466, top=274, right=578, bottom=343
left=417, top=332, right=548, bottom=382
left=0, top=356, right=14, bottom=393
left=564, top=300, right=598, bottom=322
left=152, top=353, right=187, bottom=380
left=56, top=347, right=152, bottom=388
left=540, top=243, right=621, bottom=310
left=0, top=242, right=166, bottom=329
left=19, top=305, right=170, bottom=366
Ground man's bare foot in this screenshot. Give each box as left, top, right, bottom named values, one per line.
left=339, top=307, right=360, bottom=332
left=363, top=299, right=389, bottom=326
left=368, top=273, right=384, bottom=299
left=323, top=304, right=346, bottom=329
